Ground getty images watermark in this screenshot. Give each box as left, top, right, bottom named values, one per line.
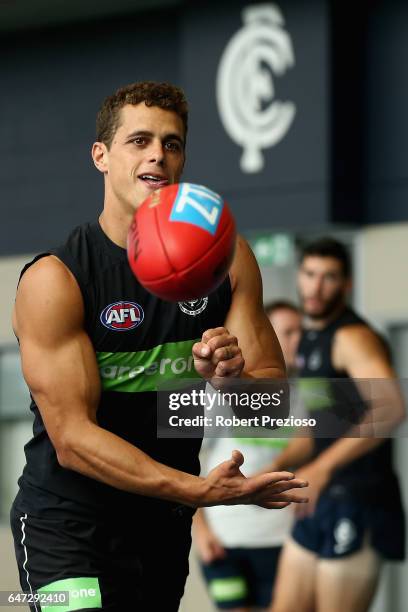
left=157, top=378, right=408, bottom=439
left=167, top=387, right=316, bottom=430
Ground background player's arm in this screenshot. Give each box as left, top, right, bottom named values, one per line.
left=193, top=236, right=286, bottom=379
left=266, top=436, right=315, bottom=473
left=193, top=508, right=226, bottom=563
left=294, top=325, right=405, bottom=516
left=14, top=256, right=307, bottom=509
left=314, top=324, right=405, bottom=472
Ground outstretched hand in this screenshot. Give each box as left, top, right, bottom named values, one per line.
left=201, top=450, right=309, bottom=509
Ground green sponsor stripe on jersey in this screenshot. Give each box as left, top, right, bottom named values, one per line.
left=38, top=576, right=101, bottom=611
left=97, top=339, right=200, bottom=392
left=209, top=577, right=248, bottom=602
left=297, top=378, right=335, bottom=411
left=231, top=424, right=294, bottom=440
left=235, top=437, right=290, bottom=448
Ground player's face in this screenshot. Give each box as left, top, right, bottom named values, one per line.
left=298, top=256, right=350, bottom=319
left=103, top=103, right=185, bottom=211
left=269, top=309, right=302, bottom=369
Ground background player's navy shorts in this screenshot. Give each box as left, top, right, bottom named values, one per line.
left=201, top=546, right=282, bottom=609
left=10, top=500, right=193, bottom=612
left=292, top=491, right=405, bottom=560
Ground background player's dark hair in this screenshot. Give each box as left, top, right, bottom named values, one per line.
left=300, top=237, right=352, bottom=278
left=96, top=81, right=189, bottom=149
left=264, top=299, right=300, bottom=318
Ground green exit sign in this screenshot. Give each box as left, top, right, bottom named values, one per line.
left=248, top=233, right=294, bottom=266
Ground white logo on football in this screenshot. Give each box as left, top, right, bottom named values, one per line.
left=178, top=298, right=209, bottom=316
left=174, top=184, right=222, bottom=226
left=333, top=519, right=357, bottom=554
left=216, top=3, right=296, bottom=173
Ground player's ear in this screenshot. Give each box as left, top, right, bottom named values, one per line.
left=92, top=141, right=109, bottom=173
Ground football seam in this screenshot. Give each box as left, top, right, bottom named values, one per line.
left=153, top=204, right=177, bottom=276
left=140, top=215, right=236, bottom=284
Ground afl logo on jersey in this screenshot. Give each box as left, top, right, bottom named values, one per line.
left=100, top=301, right=144, bottom=331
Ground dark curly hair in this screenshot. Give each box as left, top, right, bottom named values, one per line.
left=300, top=237, right=351, bottom=278
left=96, top=81, right=188, bottom=149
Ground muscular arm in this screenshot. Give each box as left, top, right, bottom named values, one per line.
left=14, top=257, right=204, bottom=504
left=312, top=325, right=405, bottom=475
left=226, top=236, right=286, bottom=378
left=14, top=256, right=307, bottom=509
left=267, top=436, right=315, bottom=472
left=193, top=236, right=286, bottom=380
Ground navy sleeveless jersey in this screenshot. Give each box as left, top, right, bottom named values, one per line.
left=297, top=307, right=400, bottom=503
left=16, top=222, right=232, bottom=518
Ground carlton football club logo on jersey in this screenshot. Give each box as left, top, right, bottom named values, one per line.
left=308, top=349, right=322, bottom=371
left=178, top=298, right=209, bottom=316
left=100, top=301, right=144, bottom=331
left=333, top=518, right=357, bottom=555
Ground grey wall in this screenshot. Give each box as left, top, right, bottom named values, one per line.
left=2, top=0, right=408, bottom=257
left=0, top=0, right=331, bottom=256
left=0, top=10, right=180, bottom=256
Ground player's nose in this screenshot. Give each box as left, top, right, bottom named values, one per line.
left=148, top=140, right=165, bottom=165
left=311, top=277, right=323, bottom=292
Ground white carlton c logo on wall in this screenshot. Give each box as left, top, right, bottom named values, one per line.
left=216, top=3, right=296, bottom=173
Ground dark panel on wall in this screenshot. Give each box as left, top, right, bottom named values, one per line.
left=0, top=11, right=180, bottom=256
left=180, top=0, right=330, bottom=232
left=329, top=0, right=366, bottom=225
left=364, top=0, right=408, bottom=223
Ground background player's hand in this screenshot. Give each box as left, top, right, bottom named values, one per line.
left=194, top=520, right=226, bottom=564
left=193, top=327, right=245, bottom=379
left=201, top=450, right=309, bottom=509
left=293, top=461, right=330, bottom=519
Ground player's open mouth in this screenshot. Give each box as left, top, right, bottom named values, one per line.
left=139, top=174, right=169, bottom=188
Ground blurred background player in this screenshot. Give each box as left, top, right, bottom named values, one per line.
left=193, top=301, right=302, bottom=612
left=265, top=301, right=302, bottom=377
left=270, top=238, right=406, bottom=612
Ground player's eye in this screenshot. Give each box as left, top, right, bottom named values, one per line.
left=165, top=141, right=182, bottom=152
left=132, top=136, right=147, bottom=146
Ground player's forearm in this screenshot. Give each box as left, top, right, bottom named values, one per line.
left=242, top=366, right=286, bottom=379
left=313, top=436, right=386, bottom=476
left=57, top=421, right=206, bottom=507
left=317, top=385, right=405, bottom=475
left=209, top=366, right=287, bottom=407
left=270, top=436, right=314, bottom=471
left=192, top=507, right=209, bottom=530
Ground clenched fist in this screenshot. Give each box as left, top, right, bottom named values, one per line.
left=193, top=327, right=245, bottom=379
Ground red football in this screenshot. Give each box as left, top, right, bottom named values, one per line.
left=127, top=182, right=236, bottom=301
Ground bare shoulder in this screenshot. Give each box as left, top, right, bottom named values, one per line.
left=335, top=324, right=385, bottom=352
left=14, top=255, right=84, bottom=339
left=333, top=323, right=390, bottom=371
left=229, top=234, right=261, bottom=294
